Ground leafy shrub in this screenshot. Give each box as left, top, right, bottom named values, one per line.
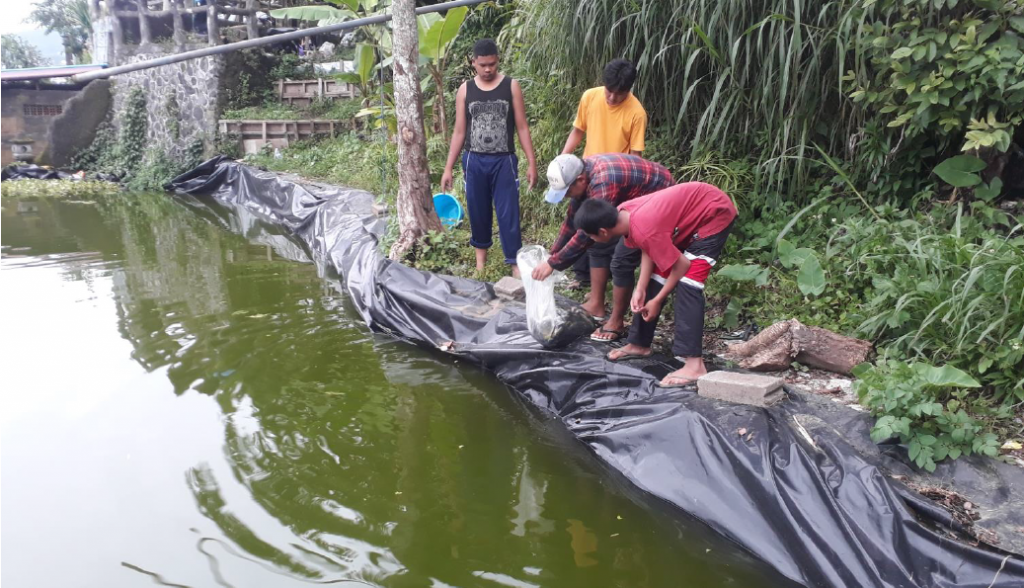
left=848, top=1, right=1023, bottom=153
left=846, top=0, right=1024, bottom=198
left=413, top=229, right=465, bottom=272
left=842, top=207, right=1024, bottom=397
left=72, top=86, right=148, bottom=180
left=853, top=360, right=1002, bottom=472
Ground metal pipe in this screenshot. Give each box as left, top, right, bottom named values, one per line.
left=72, top=0, right=487, bottom=83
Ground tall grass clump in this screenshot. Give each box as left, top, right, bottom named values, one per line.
left=510, top=0, right=1023, bottom=206
left=512, top=0, right=863, bottom=199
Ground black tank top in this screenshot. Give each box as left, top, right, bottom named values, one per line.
left=465, top=76, right=516, bottom=154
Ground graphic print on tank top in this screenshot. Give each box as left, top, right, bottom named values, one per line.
left=469, top=100, right=510, bottom=153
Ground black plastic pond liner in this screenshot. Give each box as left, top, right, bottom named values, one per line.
left=2, top=164, right=78, bottom=181
left=1, top=164, right=119, bottom=182
left=167, top=157, right=1024, bottom=588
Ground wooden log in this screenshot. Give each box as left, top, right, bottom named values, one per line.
left=725, top=319, right=873, bottom=376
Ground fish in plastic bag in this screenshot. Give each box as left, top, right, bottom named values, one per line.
left=517, top=245, right=594, bottom=348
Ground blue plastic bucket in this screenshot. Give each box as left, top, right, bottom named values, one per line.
left=432, top=193, right=463, bottom=228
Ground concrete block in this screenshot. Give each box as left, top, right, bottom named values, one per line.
left=697, top=371, right=784, bottom=407
left=493, top=276, right=525, bottom=301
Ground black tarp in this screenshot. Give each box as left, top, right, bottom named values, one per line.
left=2, top=164, right=78, bottom=181
left=1, top=164, right=119, bottom=182
left=167, top=157, right=1024, bottom=588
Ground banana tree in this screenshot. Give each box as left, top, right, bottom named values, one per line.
left=417, top=6, right=468, bottom=139
left=336, top=43, right=378, bottom=106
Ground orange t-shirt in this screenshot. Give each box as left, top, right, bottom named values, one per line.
left=573, top=87, right=647, bottom=157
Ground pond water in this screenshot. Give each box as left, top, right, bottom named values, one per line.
left=1, top=192, right=791, bottom=587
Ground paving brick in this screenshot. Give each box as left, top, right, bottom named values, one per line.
left=697, top=371, right=784, bottom=407
left=493, top=276, right=525, bottom=301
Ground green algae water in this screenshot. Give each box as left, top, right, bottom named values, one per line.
left=1, top=191, right=790, bottom=588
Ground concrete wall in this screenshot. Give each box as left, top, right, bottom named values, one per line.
left=111, top=44, right=226, bottom=159
left=1, top=86, right=82, bottom=166
left=43, top=80, right=113, bottom=167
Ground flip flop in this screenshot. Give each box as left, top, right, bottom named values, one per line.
left=607, top=350, right=653, bottom=362
left=656, top=376, right=698, bottom=389
left=590, top=326, right=626, bottom=342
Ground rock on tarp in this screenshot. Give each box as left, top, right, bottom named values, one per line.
left=167, top=157, right=1024, bottom=588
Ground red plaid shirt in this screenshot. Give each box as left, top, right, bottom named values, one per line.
left=548, top=154, right=673, bottom=270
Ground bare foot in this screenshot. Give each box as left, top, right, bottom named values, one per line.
left=511, top=265, right=521, bottom=279
left=607, top=344, right=652, bottom=361
left=659, top=362, right=707, bottom=387
left=580, top=298, right=606, bottom=319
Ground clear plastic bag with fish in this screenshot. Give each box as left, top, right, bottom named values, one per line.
left=516, top=245, right=593, bottom=348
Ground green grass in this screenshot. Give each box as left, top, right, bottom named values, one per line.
left=222, top=98, right=365, bottom=121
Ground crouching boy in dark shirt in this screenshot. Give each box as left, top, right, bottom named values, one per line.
left=574, top=183, right=737, bottom=387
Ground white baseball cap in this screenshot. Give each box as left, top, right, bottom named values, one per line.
left=544, top=154, right=585, bottom=204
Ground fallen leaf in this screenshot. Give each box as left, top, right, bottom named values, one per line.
left=1000, top=440, right=1022, bottom=451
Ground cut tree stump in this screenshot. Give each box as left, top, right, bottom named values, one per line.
left=724, top=319, right=873, bottom=376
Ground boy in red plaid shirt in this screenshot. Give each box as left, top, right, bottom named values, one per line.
left=531, top=153, right=672, bottom=342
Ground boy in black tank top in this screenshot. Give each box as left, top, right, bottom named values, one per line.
left=441, top=39, right=538, bottom=277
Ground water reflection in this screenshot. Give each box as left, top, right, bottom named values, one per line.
left=1, top=193, right=789, bottom=587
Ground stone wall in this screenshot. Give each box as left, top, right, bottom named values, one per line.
left=111, top=43, right=225, bottom=159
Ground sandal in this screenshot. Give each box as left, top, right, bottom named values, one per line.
left=590, top=326, right=627, bottom=342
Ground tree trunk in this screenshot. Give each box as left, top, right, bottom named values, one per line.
left=207, top=0, right=221, bottom=45
left=136, top=0, right=152, bottom=45
left=725, top=319, right=873, bottom=376
left=111, top=13, right=125, bottom=60
left=388, top=0, right=442, bottom=261
left=171, top=0, right=185, bottom=50
left=245, top=0, right=259, bottom=40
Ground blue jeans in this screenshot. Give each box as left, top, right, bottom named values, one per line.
left=462, top=151, right=522, bottom=265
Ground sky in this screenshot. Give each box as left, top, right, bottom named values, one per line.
left=1, top=0, right=68, bottom=65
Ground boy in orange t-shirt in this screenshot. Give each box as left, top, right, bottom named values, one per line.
left=562, top=59, right=647, bottom=157
left=560, top=59, right=648, bottom=302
